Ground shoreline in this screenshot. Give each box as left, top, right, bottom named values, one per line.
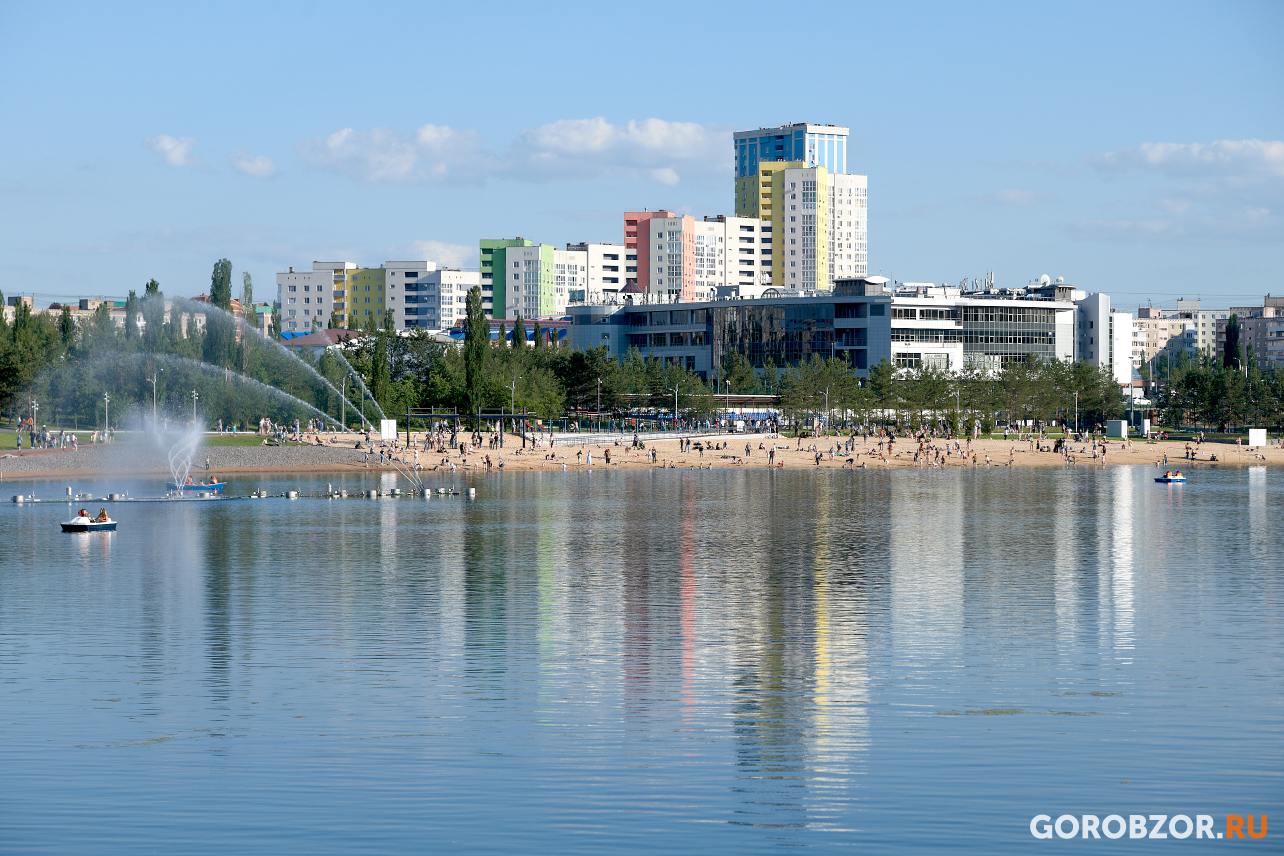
left=2, top=433, right=1276, bottom=483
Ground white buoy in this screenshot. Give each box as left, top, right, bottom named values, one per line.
left=286, top=490, right=299, bottom=499
left=13, top=495, right=23, bottom=504
left=66, top=486, right=72, bottom=496
left=366, top=489, right=379, bottom=499
left=467, top=487, right=476, bottom=498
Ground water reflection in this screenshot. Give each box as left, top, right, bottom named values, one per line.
left=1, top=467, right=1279, bottom=853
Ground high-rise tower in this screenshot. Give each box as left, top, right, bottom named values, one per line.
left=733, top=123, right=867, bottom=287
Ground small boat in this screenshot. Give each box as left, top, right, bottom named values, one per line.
left=167, top=481, right=226, bottom=492
left=1155, top=472, right=1187, bottom=483
left=61, top=513, right=116, bottom=532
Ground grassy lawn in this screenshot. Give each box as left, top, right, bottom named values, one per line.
left=203, top=434, right=308, bottom=447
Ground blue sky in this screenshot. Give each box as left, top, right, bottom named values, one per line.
left=1, top=0, right=1280, bottom=312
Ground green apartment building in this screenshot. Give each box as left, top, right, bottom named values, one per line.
left=480, top=238, right=534, bottom=320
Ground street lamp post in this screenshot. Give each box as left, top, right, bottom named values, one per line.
left=192, top=390, right=199, bottom=425
left=341, top=376, right=348, bottom=432
left=509, top=376, right=521, bottom=440
left=1073, top=391, right=1079, bottom=437
left=670, top=386, right=679, bottom=431
left=823, top=386, right=830, bottom=436
left=596, top=377, right=602, bottom=434
left=147, top=369, right=162, bottom=425
left=103, top=392, right=110, bottom=437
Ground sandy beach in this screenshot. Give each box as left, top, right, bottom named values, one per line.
left=1, top=431, right=1277, bottom=483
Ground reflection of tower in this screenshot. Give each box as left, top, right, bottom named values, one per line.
left=1249, top=467, right=1267, bottom=561
left=680, top=489, right=697, bottom=724
left=807, top=476, right=871, bottom=827
left=890, top=471, right=964, bottom=660
left=1104, top=466, right=1135, bottom=664
left=1054, top=470, right=1081, bottom=654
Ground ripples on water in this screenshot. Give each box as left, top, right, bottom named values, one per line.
left=0, top=466, right=1279, bottom=853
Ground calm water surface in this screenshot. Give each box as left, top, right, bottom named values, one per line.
left=1, top=466, right=1280, bottom=853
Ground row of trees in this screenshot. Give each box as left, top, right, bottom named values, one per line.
left=4, top=266, right=1282, bottom=434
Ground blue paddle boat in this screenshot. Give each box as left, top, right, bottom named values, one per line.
left=61, top=510, right=117, bottom=532
left=1154, top=471, right=1186, bottom=483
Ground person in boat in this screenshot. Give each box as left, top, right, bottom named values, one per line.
left=77, top=508, right=89, bottom=518
left=185, top=476, right=194, bottom=485
left=1176, top=472, right=1183, bottom=478
left=1165, top=471, right=1173, bottom=478
left=96, top=508, right=108, bottom=522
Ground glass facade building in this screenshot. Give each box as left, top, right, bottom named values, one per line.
left=734, top=124, right=849, bottom=178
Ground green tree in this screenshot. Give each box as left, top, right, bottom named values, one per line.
left=123, top=290, right=140, bottom=341
left=463, top=286, right=488, bottom=413
left=241, top=271, right=253, bottom=309
left=371, top=331, right=391, bottom=411
left=1224, top=314, right=1240, bottom=368
left=209, top=258, right=233, bottom=310
left=59, top=305, right=76, bottom=349
left=532, top=318, right=543, bottom=349
left=512, top=313, right=527, bottom=347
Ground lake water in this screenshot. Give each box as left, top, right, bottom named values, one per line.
left=1, top=466, right=1279, bottom=853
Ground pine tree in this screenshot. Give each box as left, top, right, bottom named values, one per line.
left=241, top=271, right=253, bottom=310
left=512, top=313, right=526, bottom=347
left=532, top=319, right=543, bottom=348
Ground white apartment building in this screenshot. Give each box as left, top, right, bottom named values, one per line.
left=1131, top=308, right=1193, bottom=368
left=384, top=261, right=436, bottom=330
left=1162, top=299, right=1229, bottom=357
left=277, top=262, right=354, bottom=333
left=827, top=172, right=868, bottom=281
left=1076, top=291, right=1133, bottom=387
left=564, top=243, right=634, bottom=303
left=395, top=268, right=477, bottom=331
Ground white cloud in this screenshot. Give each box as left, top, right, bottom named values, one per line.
left=968, top=188, right=1054, bottom=206
left=506, top=117, right=729, bottom=184
left=143, top=134, right=204, bottom=169
left=1074, top=139, right=1284, bottom=245
left=408, top=240, right=475, bottom=269
left=295, top=124, right=496, bottom=185
left=1090, top=139, right=1284, bottom=178
left=228, top=150, right=278, bottom=180
left=294, top=118, right=729, bottom=187
left=1069, top=207, right=1280, bottom=245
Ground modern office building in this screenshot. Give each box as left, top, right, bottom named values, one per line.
left=567, top=277, right=1097, bottom=382
left=734, top=123, right=849, bottom=182
left=567, top=289, right=890, bottom=379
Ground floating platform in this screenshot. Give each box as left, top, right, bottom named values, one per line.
left=167, top=482, right=226, bottom=492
